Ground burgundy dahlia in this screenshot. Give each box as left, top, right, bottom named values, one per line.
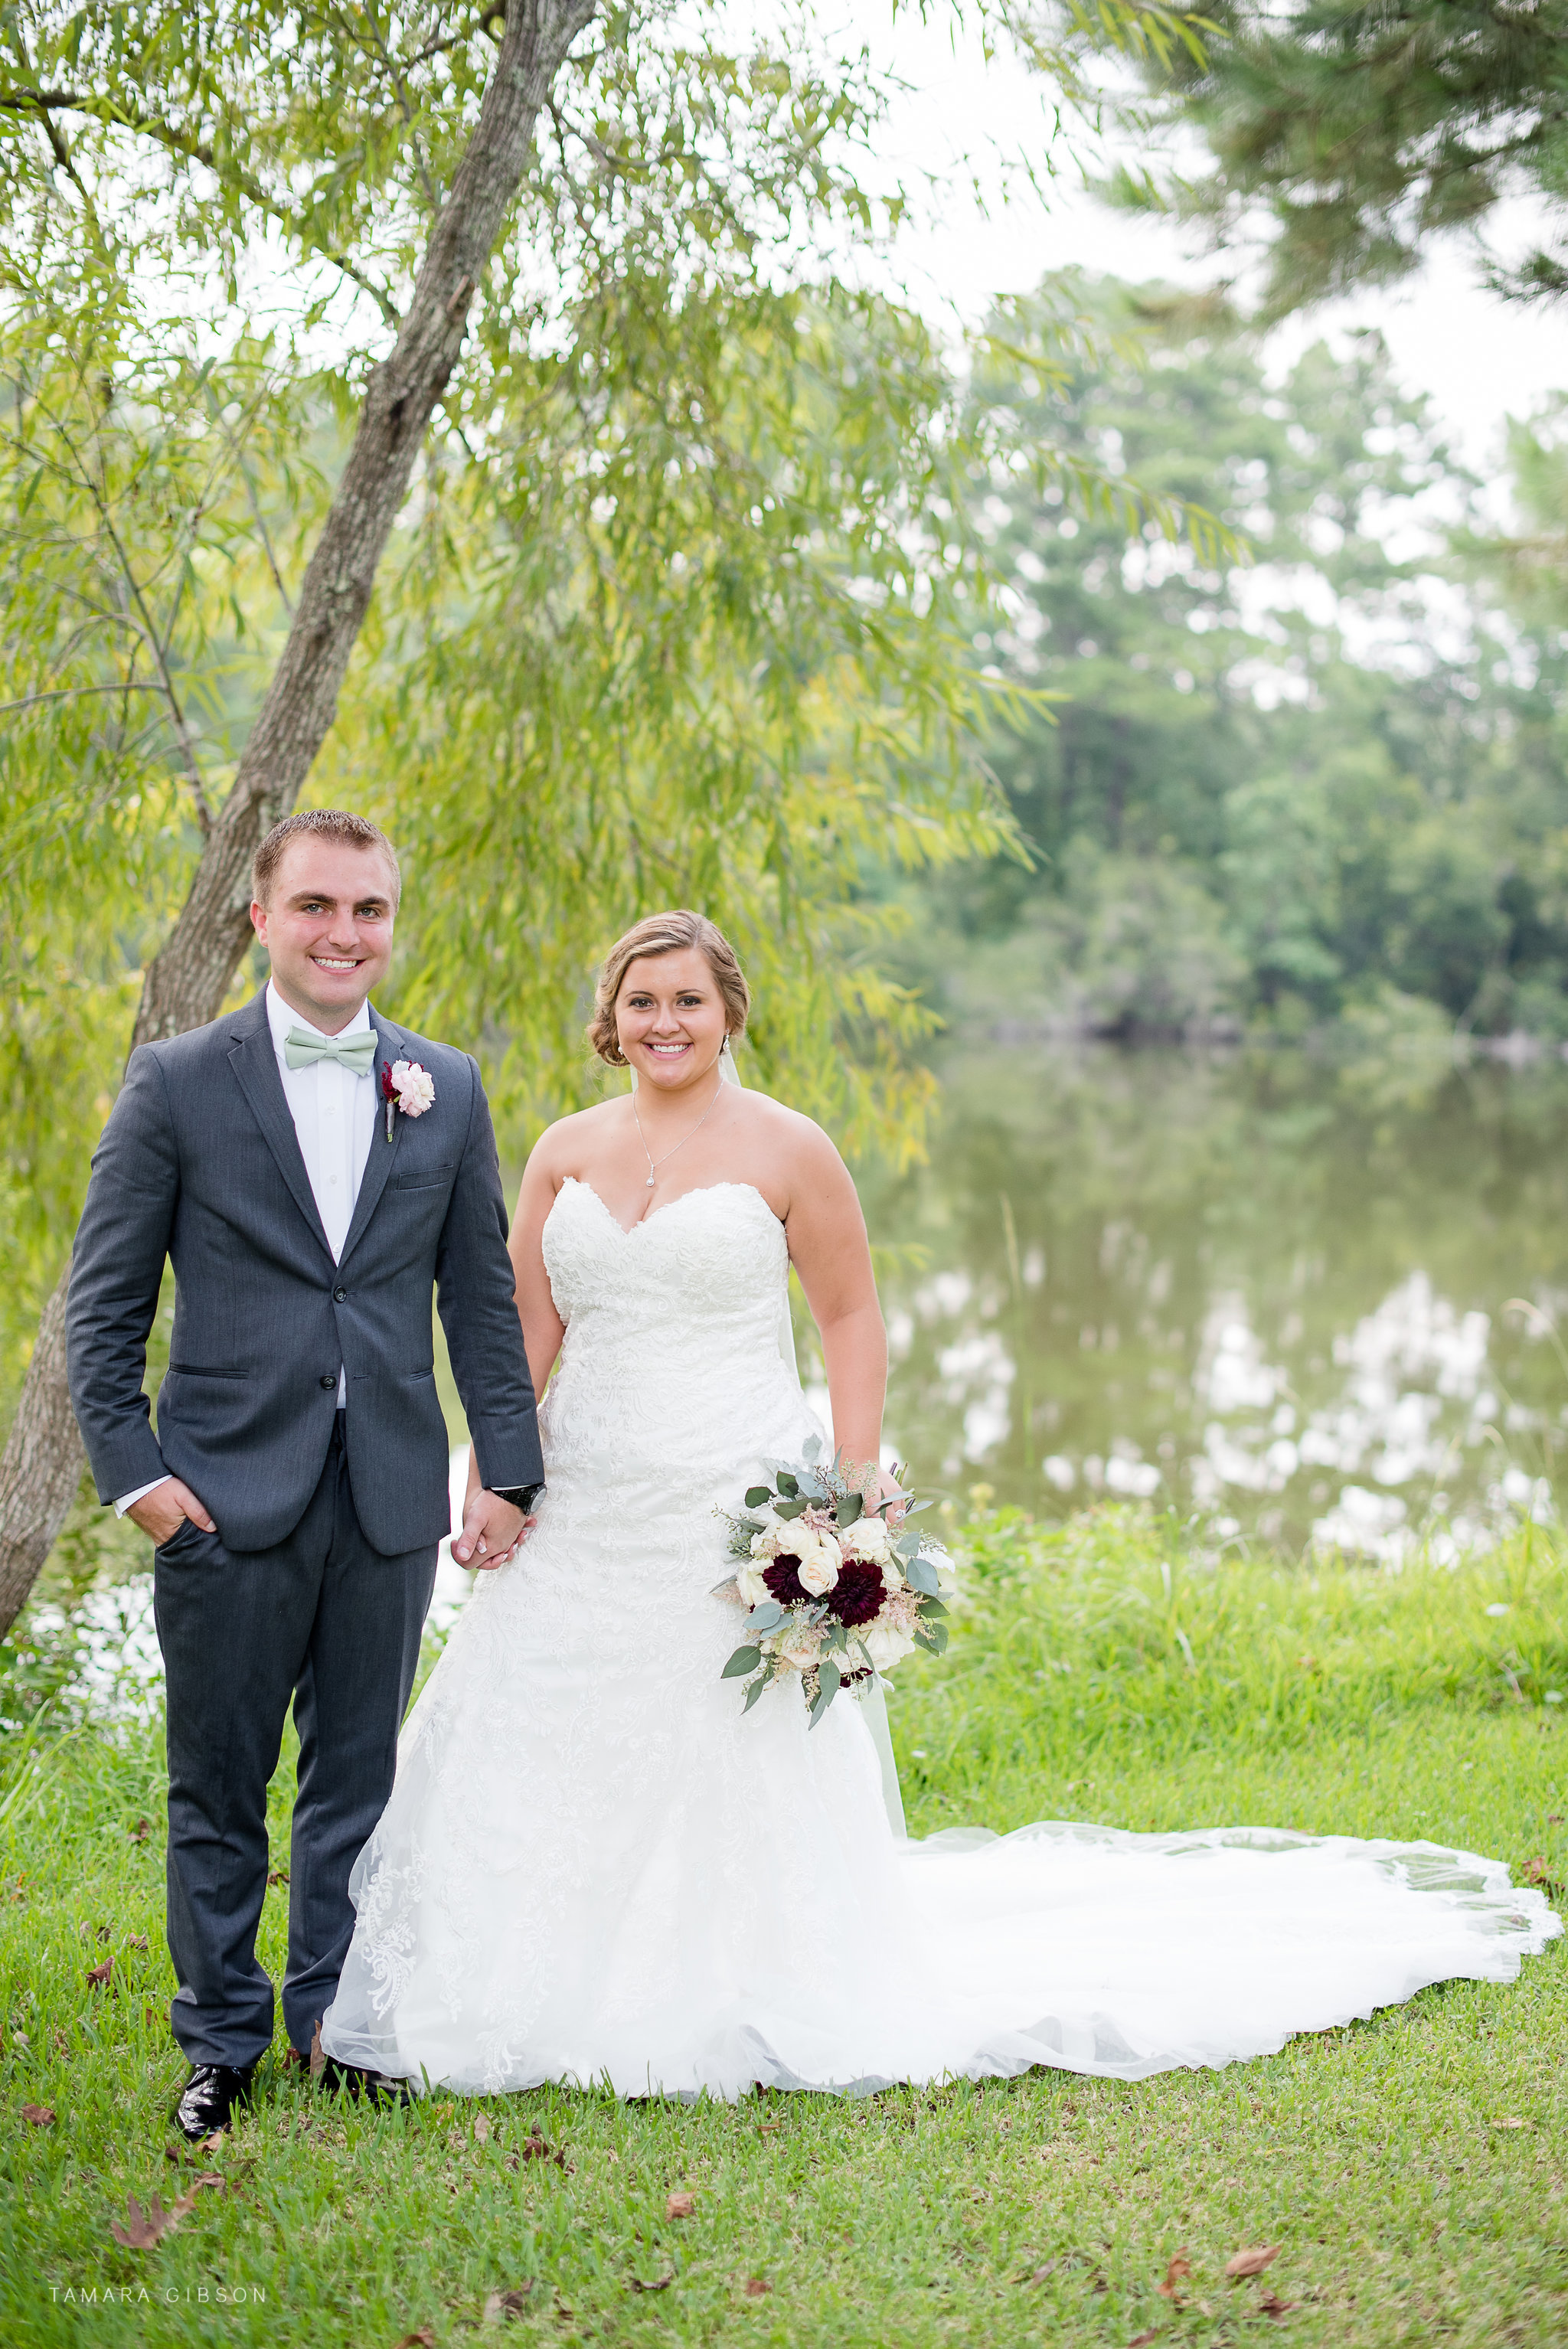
left=762, top=1555, right=811, bottom=1608
left=825, top=1557, right=885, bottom=1628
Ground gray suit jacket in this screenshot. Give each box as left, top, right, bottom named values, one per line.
left=66, top=990, right=543, bottom=1556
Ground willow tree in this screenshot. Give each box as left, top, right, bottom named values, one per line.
left=0, top=0, right=1213, bottom=1634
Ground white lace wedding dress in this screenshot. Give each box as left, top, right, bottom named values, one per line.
left=321, top=1178, right=1559, bottom=2097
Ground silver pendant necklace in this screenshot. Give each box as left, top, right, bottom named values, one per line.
left=633, top=1070, right=724, bottom=1189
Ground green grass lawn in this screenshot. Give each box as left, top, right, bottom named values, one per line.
left=2, top=1508, right=1565, bottom=2347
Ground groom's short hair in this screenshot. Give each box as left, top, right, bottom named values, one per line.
left=253, top=810, right=402, bottom=907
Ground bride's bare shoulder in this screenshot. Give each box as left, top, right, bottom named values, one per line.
left=525, top=1100, right=629, bottom=1180
left=737, top=1089, right=846, bottom=1178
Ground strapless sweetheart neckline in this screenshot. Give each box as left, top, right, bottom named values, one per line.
left=555, top=1172, right=782, bottom=1240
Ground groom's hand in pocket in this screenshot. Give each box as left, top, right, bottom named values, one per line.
left=452, top=1491, right=529, bottom=1570
left=128, top=1478, right=217, bottom=1546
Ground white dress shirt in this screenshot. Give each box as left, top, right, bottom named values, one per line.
left=115, top=980, right=377, bottom=1514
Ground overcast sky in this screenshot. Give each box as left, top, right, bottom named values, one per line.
left=847, top=3, right=1564, bottom=487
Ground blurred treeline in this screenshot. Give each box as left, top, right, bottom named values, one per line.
left=893, top=274, right=1568, bottom=1046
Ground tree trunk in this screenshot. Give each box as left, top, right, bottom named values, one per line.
left=0, top=0, right=598, bottom=1641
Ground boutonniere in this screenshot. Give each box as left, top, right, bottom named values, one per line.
left=381, top=1058, right=435, bottom=1141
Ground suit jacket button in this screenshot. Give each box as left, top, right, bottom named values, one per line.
left=318, top=1374, right=336, bottom=1390
left=333, top=1286, right=347, bottom=1302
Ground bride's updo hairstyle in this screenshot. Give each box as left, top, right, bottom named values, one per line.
left=590, top=910, right=750, bottom=1067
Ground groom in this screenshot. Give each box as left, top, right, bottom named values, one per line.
left=67, top=810, right=544, bottom=2139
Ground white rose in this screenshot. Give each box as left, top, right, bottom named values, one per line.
left=749, top=1525, right=782, bottom=1560
left=736, top=1563, right=772, bottom=1609
left=861, top=1619, right=918, bottom=1674
left=792, top=1528, right=841, bottom=1596
left=935, top=1551, right=957, bottom=1595
left=840, top=1514, right=892, bottom=1565
left=773, top=1622, right=823, bottom=1673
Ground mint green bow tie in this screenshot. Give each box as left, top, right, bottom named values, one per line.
left=283, top=1025, right=377, bottom=1076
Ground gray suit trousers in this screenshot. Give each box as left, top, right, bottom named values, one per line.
left=153, top=1416, right=436, bottom=2068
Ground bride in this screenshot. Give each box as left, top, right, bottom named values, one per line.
left=321, top=910, right=1558, bottom=2098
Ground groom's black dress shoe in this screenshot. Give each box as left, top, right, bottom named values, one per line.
left=314, top=2056, right=415, bottom=2109
left=175, top=2062, right=257, bottom=2142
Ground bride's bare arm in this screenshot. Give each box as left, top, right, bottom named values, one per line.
left=464, top=1137, right=568, bottom=1520
left=782, top=1126, right=888, bottom=1480
left=509, top=1142, right=568, bottom=1401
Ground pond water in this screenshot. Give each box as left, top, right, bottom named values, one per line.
left=838, top=1044, right=1568, bottom=1559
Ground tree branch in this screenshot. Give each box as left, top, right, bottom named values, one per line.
left=0, top=85, right=403, bottom=330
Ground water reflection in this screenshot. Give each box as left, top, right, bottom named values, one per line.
left=849, top=1047, right=1568, bottom=1557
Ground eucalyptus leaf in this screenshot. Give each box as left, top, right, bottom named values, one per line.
left=894, top=1531, right=922, bottom=1563
left=837, top=1489, right=863, bottom=1527
left=808, top=1658, right=841, bottom=1728
left=774, top=1495, right=809, bottom=1521
left=721, top=1645, right=762, bottom=1679
left=744, top=1486, right=772, bottom=1510
left=747, top=1601, right=784, bottom=1632
left=919, top=1596, right=948, bottom=1619
left=906, top=1555, right=941, bottom=1595
left=776, top=1472, right=799, bottom=1498
left=802, top=1434, right=822, bottom=1463
left=741, top=1674, right=770, bottom=1714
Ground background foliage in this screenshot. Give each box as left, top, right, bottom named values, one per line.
left=890, top=273, right=1568, bottom=1044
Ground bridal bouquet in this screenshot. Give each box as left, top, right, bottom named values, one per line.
left=714, top=1436, right=953, bottom=1727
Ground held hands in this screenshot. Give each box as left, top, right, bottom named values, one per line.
left=126, top=1477, right=217, bottom=1546
left=452, top=1490, right=534, bottom=1571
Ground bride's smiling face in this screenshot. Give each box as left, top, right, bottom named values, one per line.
left=616, top=949, right=729, bottom=1093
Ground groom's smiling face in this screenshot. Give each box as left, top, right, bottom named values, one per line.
left=251, top=837, right=398, bottom=1032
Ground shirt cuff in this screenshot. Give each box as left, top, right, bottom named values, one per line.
left=115, top=1476, right=173, bottom=1518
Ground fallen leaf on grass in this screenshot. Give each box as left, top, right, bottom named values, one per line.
left=482, top=2285, right=534, bottom=2321
left=1518, top=1857, right=1565, bottom=1899
left=1127, top=2330, right=1161, bottom=2347
left=309, top=2020, right=325, bottom=2083
left=96, top=1923, right=112, bottom=1942
left=393, top=2332, right=437, bottom=2348
left=86, top=1956, right=113, bottom=1989
left=1021, top=2261, right=1057, bottom=2284
left=129, top=1818, right=151, bottom=1843
left=1258, top=2291, right=1296, bottom=2320
left=108, top=2174, right=221, bottom=2250
left=110, top=2195, right=174, bottom=2250
left=1158, top=2250, right=1192, bottom=2299
left=126, top=1932, right=149, bottom=1951
left=1225, top=2246, right=1279, bottom=2279
left=21, top=2105, right=54, bottom=2128
left=666, top=2191, right=695, bottom=2219
left=743, top=2278, right=770, bottom=2297
left=266, top=1868, right=289, bottom=1887
left=473, top=2112, right=491, bottom=2145
left=629, top=2272, right=674, bottom=2294
left=1490, top=2116, right=1530, bottom=2129
left=518, top=2130, right=573, bottom=2170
